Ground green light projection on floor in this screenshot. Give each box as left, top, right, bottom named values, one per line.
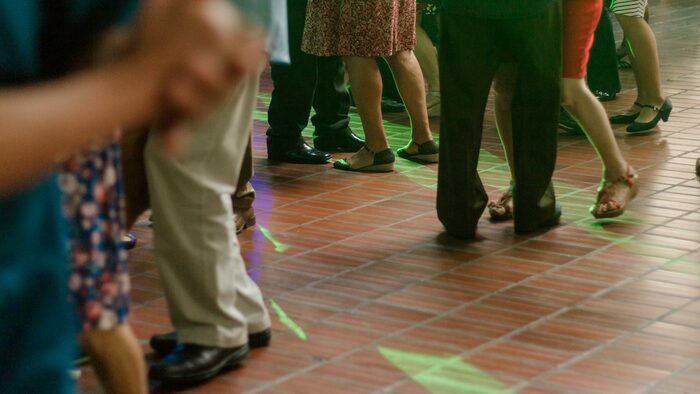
left=258, top=225, right=291, bottom=253
left=270, top=299, right=307, bottom=341
left=378, top=347, right=513, bottom=394
left=256, top=91, right=670, bottom=254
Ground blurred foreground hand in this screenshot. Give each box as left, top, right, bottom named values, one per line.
left=133, top=0, right=265, bottom=154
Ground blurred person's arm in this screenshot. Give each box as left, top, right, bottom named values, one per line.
left=0, top=0, right=263, bottom=196
left=0, top=55, right=165, bottom=195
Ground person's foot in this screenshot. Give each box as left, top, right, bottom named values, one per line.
left=150, top=330, right=271, bottom=357
left=627, top=98, right=672, bottom=133
left=234, top=207, right=256, bottom=234
left=610, top=102, right=642, bottom=124
left=313, top=128, right=365, bottom=153
left=267, top=138, right=331, bottom=164
left=397, top=140, right=439, bottom=163
left=381, top=97, right=406, bottom=113
left=591, top=166, right=639, bottom=219
left=488, top=188, right=513, bottom=221
left=333, top=146, right=395, bottom=172
left=149, top=343, right=249, bottom=385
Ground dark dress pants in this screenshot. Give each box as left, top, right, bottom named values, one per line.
left=587, top=7, right=621, bottom=96
left=437, top=3, right=562, bottom=238
left=267, top=0, right=351, bottom=150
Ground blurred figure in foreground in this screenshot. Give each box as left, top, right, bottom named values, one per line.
left=0, top=0, right=262, bottom=392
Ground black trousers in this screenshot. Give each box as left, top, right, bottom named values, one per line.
left=587, top=7, right=621, bottom=96
left=267, top=0, right=351, bottom=149
left=437, top=3, right=562, bottom=238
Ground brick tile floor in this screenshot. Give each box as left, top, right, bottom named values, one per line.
left=79, top=1, right=699, bottom=392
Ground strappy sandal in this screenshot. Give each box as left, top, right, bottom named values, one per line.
left=590, top=166, right=639, bottom=219
left=488, top=187, right=513, bottom=221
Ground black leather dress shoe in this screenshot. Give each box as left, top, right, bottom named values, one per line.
left=314, top=129, right=365, bottom=153
left=149, top=343, right=249, bottom=385
left=268, top=139, right=331, bottom=164
left=150, top=329, right=271, bottom=357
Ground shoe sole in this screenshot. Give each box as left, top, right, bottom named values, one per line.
left=334, top=163, right=394, bottom=173
left=398, top=151, right=439, bottom=164
left=151, top=331, right=271, bottom=357
left=150, top=346, right=249, bottom=385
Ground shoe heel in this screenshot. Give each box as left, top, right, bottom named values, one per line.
left=366, top=163, right=395, bottom=172
left=661, top=109, right=671, bottom=122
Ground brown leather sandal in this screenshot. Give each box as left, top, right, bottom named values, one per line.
left=590, top=166, right=639, bottom=219
left=488, top=188, right=513, bottom=221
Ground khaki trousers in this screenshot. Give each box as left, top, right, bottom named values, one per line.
left=145, top=73, right=269, bottom=348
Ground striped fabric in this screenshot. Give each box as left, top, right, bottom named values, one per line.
left=610, top=0, right=647, bottom=17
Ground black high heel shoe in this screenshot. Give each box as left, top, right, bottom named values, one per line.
left=609, top=101, right=642, bottom=124
left=627, top=98, right=673, bottom=134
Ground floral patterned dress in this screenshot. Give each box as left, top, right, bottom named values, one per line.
left=60, top=143, right=130, bottom=331
left=302, top=0, right=417, bottom=57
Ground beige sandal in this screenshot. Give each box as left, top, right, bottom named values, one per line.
left=591, top=166, right=639, bottom=219
left=488, top=188, right=513, bottom=221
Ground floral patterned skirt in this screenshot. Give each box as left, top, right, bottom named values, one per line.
left=61, top=143, right=130, bottom=331
left=302, top=0, right=417, bottom=57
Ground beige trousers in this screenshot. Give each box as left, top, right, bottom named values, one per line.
left=145, top=73, right=269, bottom=348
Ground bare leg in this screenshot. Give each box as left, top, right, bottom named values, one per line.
left=615, top=14, right=665, bottom=122
left=385, top=50, right=433, bottom=147
left=561, top=78, right=638, bottom=216
left=489, top=65, right=517, bottom=219
left=344, top=56, right=389, bottom=152
left=561, top=78, right=627, bottom=180
left=82, top=324, right=148, bottom=394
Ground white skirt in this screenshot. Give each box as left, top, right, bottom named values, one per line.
left=610, top=0, right=647, bottom=17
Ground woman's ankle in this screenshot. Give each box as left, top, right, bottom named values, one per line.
left=411, top=132, right=433, bottom=145
left=604, top=163, right=629, bottom=182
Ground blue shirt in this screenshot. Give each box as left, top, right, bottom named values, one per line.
left=0, top=1, right=137, bottom=392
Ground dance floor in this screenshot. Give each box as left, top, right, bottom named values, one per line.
left=80, top=1, right=699, bottom=392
